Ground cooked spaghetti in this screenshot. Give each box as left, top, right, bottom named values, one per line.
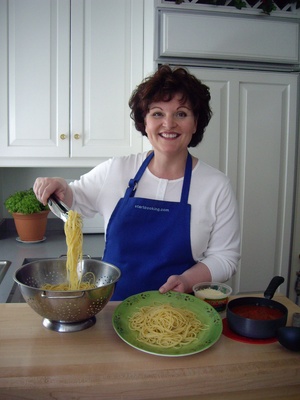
left=41, top=210, right=96, bottom=291
left=65, top=210, right=84, bottom=289
left=128, top=303, right=207, bottom=348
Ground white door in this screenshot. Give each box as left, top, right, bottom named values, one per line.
left=187, top=67, right=298, bottom=295
left=0, top=0, right=70, bottom=159
left=70, top=0, right=144, bottom=158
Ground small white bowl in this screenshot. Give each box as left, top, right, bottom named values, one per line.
left=193, top=282, right=232, bottom=312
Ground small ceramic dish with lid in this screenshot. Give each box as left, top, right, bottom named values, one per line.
left=193, top=282, right=232, bottom=312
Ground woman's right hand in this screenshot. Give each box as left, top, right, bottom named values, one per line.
left=33, top=177, right=73, bottom=208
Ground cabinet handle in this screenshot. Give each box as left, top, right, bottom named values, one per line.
left=74, top=134, right=80, bottom=140
left=60, top=134, right=67, bottom=140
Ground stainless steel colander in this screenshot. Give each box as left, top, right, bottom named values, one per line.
left=14, top=258, right=121, bottom=332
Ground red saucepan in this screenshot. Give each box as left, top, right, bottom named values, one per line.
left=226, top=276, right=287, bottom=339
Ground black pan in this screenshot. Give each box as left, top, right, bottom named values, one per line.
left=226, top=276, right=287, bottom=339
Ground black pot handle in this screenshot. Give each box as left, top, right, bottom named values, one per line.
left=264, top=276, right=284, bottom=300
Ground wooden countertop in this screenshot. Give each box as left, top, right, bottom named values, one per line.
left=0, top=295, right=299, bottom=399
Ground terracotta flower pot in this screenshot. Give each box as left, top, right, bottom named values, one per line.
left=12, top=210, right=50, bottom=242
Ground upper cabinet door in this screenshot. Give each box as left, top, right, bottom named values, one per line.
left=0, top=0, right=70, bottom=160
left=158, top=10, right=300, bottom=65
left=70, top=0, right=144, bottom=159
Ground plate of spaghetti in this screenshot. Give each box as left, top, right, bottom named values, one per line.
left=112, top=291, right=222, bottom=357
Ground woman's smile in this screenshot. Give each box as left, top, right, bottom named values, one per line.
left=159, top=132, right=180, bottom=139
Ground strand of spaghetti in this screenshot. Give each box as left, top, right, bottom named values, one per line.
left=129, top=303, right=208, bottom=348
left=64, top=210, right=83, bottom=289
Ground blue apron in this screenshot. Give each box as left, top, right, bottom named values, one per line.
left=102, top=152, right=196, bottom=300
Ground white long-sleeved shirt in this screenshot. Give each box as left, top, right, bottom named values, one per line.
left=70, top=152, right=240, bottom=282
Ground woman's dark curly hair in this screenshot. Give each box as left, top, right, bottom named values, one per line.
left=129, top=65, right=212, bottom=147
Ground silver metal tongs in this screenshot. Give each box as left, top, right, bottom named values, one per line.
left=47, top=195, right=70, bottom=222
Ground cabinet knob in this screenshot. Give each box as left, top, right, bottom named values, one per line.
left=74, top=134, right=80, bottom=140
left=60, top=134, right=67, bottom=140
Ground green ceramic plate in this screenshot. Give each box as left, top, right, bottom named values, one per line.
left=112, top=291, right=222, bottom=357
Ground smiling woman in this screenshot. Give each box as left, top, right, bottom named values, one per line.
left=33, top=65, right=240, bottom=301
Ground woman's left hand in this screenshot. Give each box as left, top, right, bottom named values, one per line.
left=159, top=275, right=189, bottom=294
left=159, top=262, right=212, bottom=294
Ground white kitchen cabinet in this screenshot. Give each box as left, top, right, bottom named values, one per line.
left=158, top=9, right=300, bottom=65
left=70, top=0, right=144, bottom=160
left=187, top=67, right=298, bottom=295
left=0, top=0, right=70, bottom=161
left=0, top=0, right=144, bottom=167
left=154, top=4, right=300, bottom=297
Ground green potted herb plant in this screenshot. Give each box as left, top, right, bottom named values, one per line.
left=4, top=188, right=50, bottom=242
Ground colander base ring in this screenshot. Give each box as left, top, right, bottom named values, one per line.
left=42, top=316, right=96, bottom=332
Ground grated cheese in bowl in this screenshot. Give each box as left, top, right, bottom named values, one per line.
left=193, top=282, right=232, bottom=312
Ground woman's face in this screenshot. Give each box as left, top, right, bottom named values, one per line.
left=144, top=94, right=197, bottom=156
